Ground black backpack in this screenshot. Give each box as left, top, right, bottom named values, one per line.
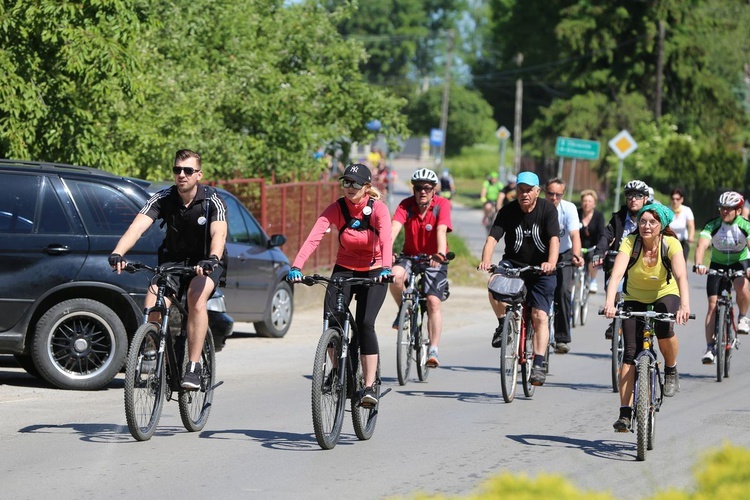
left=337, top=197, right=379, bottom=237
left=623, top=235, right=672, bottom=293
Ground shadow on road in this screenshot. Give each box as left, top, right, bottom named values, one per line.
left=19, top=422, right=153, bottom=443
left=507, top=433, right=635, bottom=461
left=200, top=428, right=360, bottom=450
left=397, top=389, right=501, bottom=405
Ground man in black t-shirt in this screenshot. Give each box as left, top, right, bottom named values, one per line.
left=479, top=171, right=559, bottom=386
left=109, top=149, right=228, bottom=390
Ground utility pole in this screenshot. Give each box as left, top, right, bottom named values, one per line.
left=513, top=53, right=524, bottom=173
left=438, top=30, right=454, bottom=168
left=655, top=20, right=665, bottom=118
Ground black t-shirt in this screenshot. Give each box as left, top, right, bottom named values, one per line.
left=489, top=198, right=559, bottom=266
left=578, top=208, right=606, bottom=249
left=140, top=184, right=228, bottom=265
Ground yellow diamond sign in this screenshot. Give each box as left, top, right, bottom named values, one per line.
left=608, top=130, right=638, bottom=160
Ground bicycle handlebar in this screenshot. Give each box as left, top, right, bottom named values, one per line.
left=597, top=308, right=695, bottom=321
left=297, top=274, right=394, bottom=288
left=692, top=266, right=747, bottom=279
left=123, top=262, right=197, bottom=276
left=480, top=261, right=572, bottom=276
left=396, top=251, right=456, bottom=265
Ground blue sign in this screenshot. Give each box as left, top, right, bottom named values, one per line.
left=430, top=128, right=444, bottom=146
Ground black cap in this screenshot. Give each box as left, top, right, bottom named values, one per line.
left=340, top=163, right=371, bottom=185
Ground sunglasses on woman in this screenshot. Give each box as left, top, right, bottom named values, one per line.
left=173, top=166, right=200, bottom=176
left=341, top=179, right=363, bottom=189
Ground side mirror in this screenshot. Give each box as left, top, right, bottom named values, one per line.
left=268, top=234, right=287, bottom=248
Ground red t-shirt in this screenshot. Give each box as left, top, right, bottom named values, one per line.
left=393, top=195, right=452, bottom=255
left=293, top=195, right=393, bottom=271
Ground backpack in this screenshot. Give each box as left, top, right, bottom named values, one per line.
left=623, top=235, right=672, bottom=293
left=337, top=197, right=379, bottom=237
left=406, top=200, right=441, bottom=220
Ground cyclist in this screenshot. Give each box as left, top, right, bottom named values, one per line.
left=497, top=174, right=518, bottom=207
left=578, top=189, right=605, bottom=293
left=693, top=191, right=750, bottom=364
left=439, top=169, right=456, bottom=200
left=287, top=164, right=393, bottom=408
left=545, top=178, right=584, bottom=354
left=594, top=179, right=651, bottom=338
left=479, top=171, right=560, bottom=386
left=110, top=149, right=228, bottom=390
left=480, top=172, right=503, bottom=225
left=390, top=168, right=453, bottom=367
left=603, top=204, right=690, bottom=431
left=668, top=188, right=695, bottom=261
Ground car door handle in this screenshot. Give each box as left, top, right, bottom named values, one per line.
left=45, top=245, right=71, bottom=255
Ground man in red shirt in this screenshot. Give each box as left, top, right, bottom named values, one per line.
left=390, top=168, right=453, bottom=367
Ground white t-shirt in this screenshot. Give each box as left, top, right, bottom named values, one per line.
left=669, top=205, right=694, bottom=241
left=556, top=199, right=580, bottom=254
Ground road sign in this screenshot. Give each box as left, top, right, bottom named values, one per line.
left=496, top=126, right=510, bottom=140
left=429, top=128, right=444, bottom=147
left=555, top=137, right=600, bottom=160
left=608, top=130, right=638, bottom=159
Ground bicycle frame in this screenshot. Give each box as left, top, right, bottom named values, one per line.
left=700, top=268, right=744, bottom=381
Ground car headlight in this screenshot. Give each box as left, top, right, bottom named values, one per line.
left=207, top=290, right=227, bottom=313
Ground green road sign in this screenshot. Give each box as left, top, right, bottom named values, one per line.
left=555, top=137, right=600, bottom=160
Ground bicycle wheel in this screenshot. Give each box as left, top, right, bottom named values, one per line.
left=416, top=304, right=430, bottom=382
left=311, top=328, right=346, bottom=450
left=571, top=273, right=582, bottom=327
left=522, top=320, right=537, bottom=398
left=647, top=367, right=660, bottom=451
left=635, top=358, right=650, bottom=461
left=500, top=311, right=520, bottom=403
left=580, top=277, right=590, bottom=326
left=725, top=317, right=735, bottom=379
left=395, top=299, right=414, bottom=386
left=124, top=323, right=165, bottom=442
left=352, top=358, right=380, bottom=440
left=611, top=318, right=623, bottom=393
left=715, top=305, right=726, bottom=382
left=179, top=330, right=216, bottom=432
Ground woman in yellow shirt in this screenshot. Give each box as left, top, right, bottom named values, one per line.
left=603, top=203, right=691, bottom=431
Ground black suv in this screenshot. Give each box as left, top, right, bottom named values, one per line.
left=0, top=160, right=283, bottom=390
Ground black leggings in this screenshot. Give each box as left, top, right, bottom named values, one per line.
left=324, top=265, right=387, bottom=355
left=621, top=294, right=679, bottom=365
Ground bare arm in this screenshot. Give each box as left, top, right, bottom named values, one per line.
left=542, top=236, right=559, bottom=273
left=570, top=229, right=583, bottom=267
left=479, top=236, right=498, bottom=270
left=670, top=247, right=691, bottom=324
left=111, top=213, right=155, bottom=273
left=694, top=236, right=711, bottom=272
left=603, top=251, right=629, bottom=317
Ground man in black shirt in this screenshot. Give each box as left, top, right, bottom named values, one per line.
left=479, top=171, right=560, bottom=386
left=110, top=149, right=228, bottom=390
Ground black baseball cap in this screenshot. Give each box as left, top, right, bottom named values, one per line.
left=340, top=163, right=371, bottom=185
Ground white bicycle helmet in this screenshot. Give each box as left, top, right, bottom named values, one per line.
left=624, top=180, right=649, bottom=195
left=718, top=191, right=744, bottom=209
left=411, top=168, right=439, bottom=185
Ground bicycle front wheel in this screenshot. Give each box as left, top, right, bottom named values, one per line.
left=522, top=319, right=537, bottom=398
left=580, top=277, right=590, bottom=325
left=395, top=299, right=414, bottom=386
left=715, top=305, right=726, bottom=382
left=635, top=358, right=650, bottom=461
left=179, top=329, right=216, bottom=432
left=311, top=328, right=346, bottom=450
left=725, top=316, right=735, bottom=379
left=352, top=358, right=380, bottom=440
left=500, top=312, right=520, bottom=403
left=572, top=273, right=582, bottom=327
left=611, top=318, right=623, bottom=392
left=416, top=304, right=430, bottom=382
left=124, top=323, right=165, bottom=442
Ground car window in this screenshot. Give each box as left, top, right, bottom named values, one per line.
left=224, top=195, right=250, bottom=244
left=0, top=172, right=38, bottom=233
left=38, top=179, right=73, bottom=234
left=65, top=179, right=141, bottom=235
left=240, top=204, right=265, bottom=246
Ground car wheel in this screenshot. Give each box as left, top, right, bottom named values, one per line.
left=254, top=281, right=293, bottom=338
left=32, top=298, right=128, bottom=390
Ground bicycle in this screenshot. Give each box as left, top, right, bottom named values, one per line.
left=571, top=246, right=596, bottom=327
left=602, top=308, right=694, bottom=461
left=394, top=252, right=454, bottom=386
left=485, top=264, right=555, bottom=403
left=484, top=204, right=498, bottom=235
left=596, top=249, right=625, bottom=393
left=122, top=262, right=218, bottom=441
left=300, top=273, right=393, bottom=450
left=695, top=267, right=745, bottom=381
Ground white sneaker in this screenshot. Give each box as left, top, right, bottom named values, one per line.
left=588, top=280, right=598, bottom=294
left=739, top=316, right=750, bottom=334
left=702, top=349, right=715, bottom=365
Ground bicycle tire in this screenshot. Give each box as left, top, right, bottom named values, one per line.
left=647, top=366, right=659, bottom=451
left=179, top=329, right=216, bottom=432
left=500, top=311, right=520, bottom=403
left=416, top=303, right=430, bottom=382
left=395, top=299, right=414, bottom=386
left=311, top=328, right=346, bottom=450
left=580, top=277, right=590, bottom=326
left=725, top=315, right=735, bottom=378
left=715, top=305, right=726, bottom=382
left=352, top=358, right=380, bottom=440
left=636, top=357, right=650, bottom=461
left=611, top=318, right=623, bottom=393
left=124, top=322, right=165, bottom=442
left=572, top=272, right=582, bottom=327
left=522, top=319, right=536, bottom=398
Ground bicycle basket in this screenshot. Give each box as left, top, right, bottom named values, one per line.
left=488, top=273, right=526, bottom=303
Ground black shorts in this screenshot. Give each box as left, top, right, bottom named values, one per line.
left=394, top=257, right=449, bottom=301
left=707, top=261, right=750, bottom=297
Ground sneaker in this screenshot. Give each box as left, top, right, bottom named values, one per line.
left=739, top=316, right=750, bottom=334
left=392, top=313, right=400, bottom=330
left=491, top=318, right=505, bottom=348
left=588, top=280, right=598, bottom=294
left=529, top=366, right=546, bottom=386
left=426, top=347, right=440, bottom=368
left=555, top=342, right=570, bottom=354
left=702, top=348, right=715, bottom=365
left=605, top=324, right=613, bottom=340
left=664, top=369, right=679, bottom=397
left=613, top=416, right=631, bottom=432
left=360, top=386, right=378, bottom=408
left=181, top=361, right=201, bottom=390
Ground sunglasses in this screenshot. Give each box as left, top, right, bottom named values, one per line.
left=626, top=193, right=645, bottom=200
left=413, top=184, right=434, bottom=193
left=341, top=179, right=363, bottom=189
left=546, top=192, right=563, bottom=198
left=173, top=166, right=200, bottom=176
